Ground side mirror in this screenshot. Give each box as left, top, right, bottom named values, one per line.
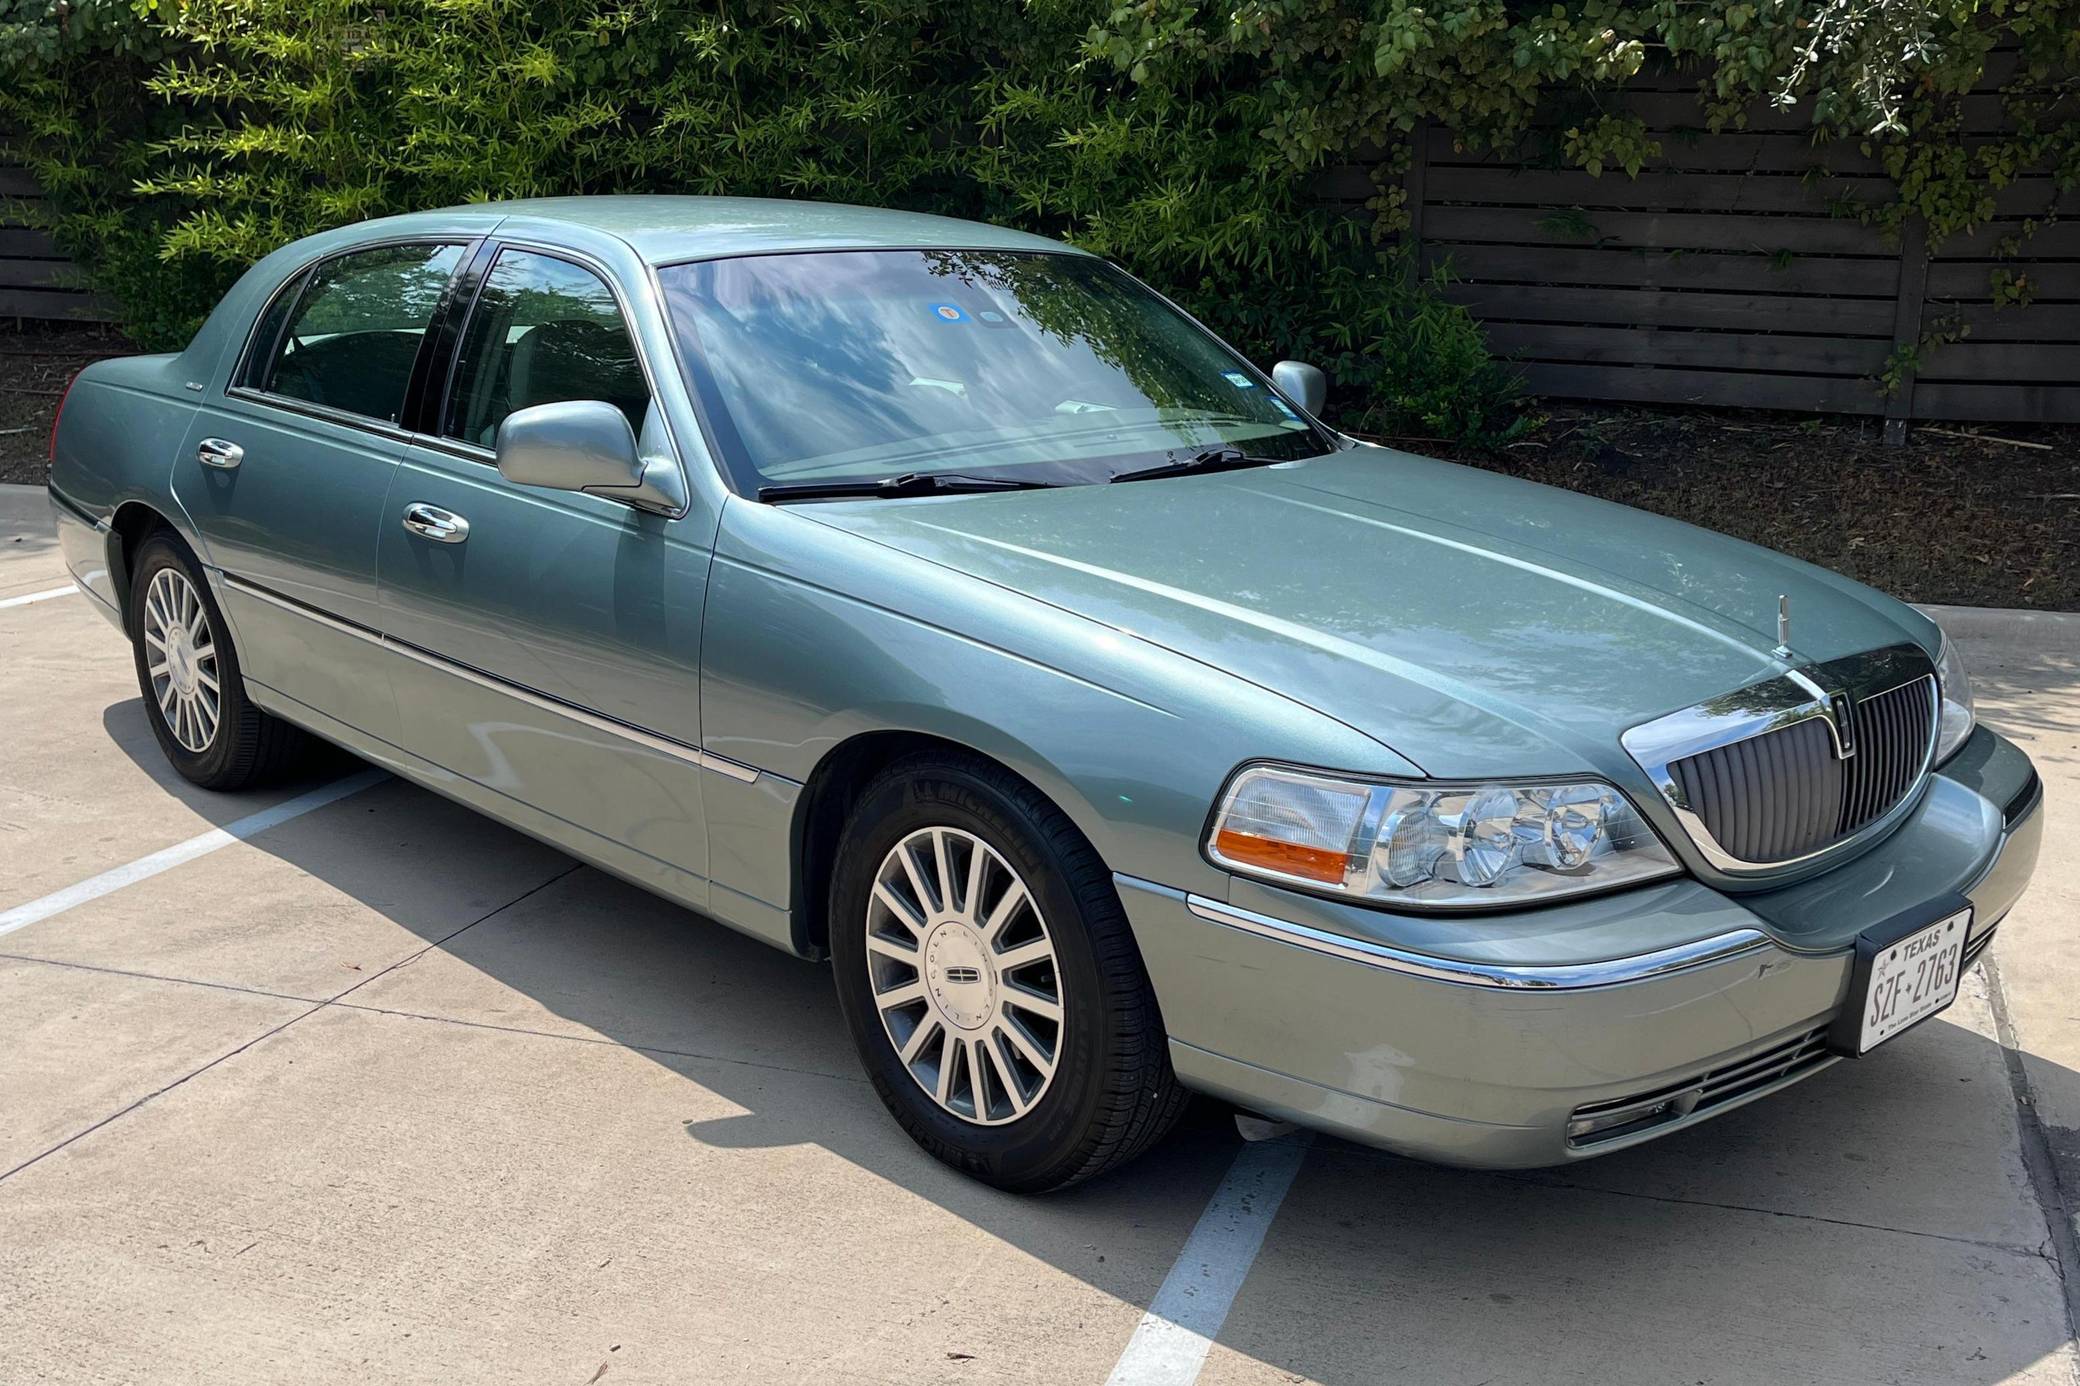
left=1271, top=360, right=1328, bottom=417
left=494, top=399, right=685, bottom=514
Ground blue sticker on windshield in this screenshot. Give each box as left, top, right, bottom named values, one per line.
left=1221, top=370, right=1254, bottom=388
left=929, top=303, right=967, bottom=322
left=1272, top=397, right=1298, bottom=418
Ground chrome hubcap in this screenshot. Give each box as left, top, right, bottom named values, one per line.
left=866, top=826, right=1064, bottom=1125
left=142, top=568, right=220, bottom=754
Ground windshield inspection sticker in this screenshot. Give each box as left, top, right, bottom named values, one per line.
left=1272, top=397, right=1299, bottom=418
left=1221, top=370, right=1255, bottom=388
left=929, top=303, right=967, bottom=322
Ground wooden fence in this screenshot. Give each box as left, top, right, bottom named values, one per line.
left=1372, top=54, right=2079, bottom=430
left=9, top=69, right=2079, bottom=426
left=0, top=165, right=112, bottom=323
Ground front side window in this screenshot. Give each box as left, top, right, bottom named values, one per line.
left=657, top=249, right=1329, bottom=492
left=444, top=249, right=650, bottom=447
left=253, top=242, right=465, bottom=423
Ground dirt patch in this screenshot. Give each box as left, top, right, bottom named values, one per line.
left=1409, top=405, right=2080, bottom=612
left=0, top=321, right=137, bottom=487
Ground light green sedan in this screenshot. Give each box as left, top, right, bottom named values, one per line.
left=47, top=198, right=2042, bottom=1191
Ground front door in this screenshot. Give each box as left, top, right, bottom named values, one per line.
left=176, top=239, right=471, bottom=742
left=376, top=245, right=714, bottom=892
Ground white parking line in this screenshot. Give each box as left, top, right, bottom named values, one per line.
left=0, top=583, right=79, bottom=610
left=0, top=769, right=388, bottom=938
left=1104, top=1133, right=1311, bottom=1386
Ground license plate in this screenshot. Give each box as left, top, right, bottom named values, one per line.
left=1846, top=907, right=1970, bottom=1055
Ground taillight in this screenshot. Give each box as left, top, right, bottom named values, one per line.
left=49, top=366, right=85, bottom=466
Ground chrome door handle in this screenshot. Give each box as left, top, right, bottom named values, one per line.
left=401, top=502, right=470, bottom=544
left=197, top=437, right=243, bottom=470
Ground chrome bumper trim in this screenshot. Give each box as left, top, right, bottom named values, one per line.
left=1183, top=894, right=1772, bottom=990
left=220, top=572, right=760, bottom=784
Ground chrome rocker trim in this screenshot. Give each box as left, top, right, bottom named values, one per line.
left=1183, top=893, right=1772, bottom=990
left=219, top=572, right=759, bottom=784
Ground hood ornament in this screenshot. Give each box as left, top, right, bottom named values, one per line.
left=1773, top=595, right=1792, bottom=659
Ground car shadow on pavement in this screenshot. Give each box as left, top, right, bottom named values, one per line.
left=87, top=703, right=2080, bottom=1386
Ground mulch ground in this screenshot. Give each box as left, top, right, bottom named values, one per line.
left=1, top=321, right=135, bottom=488
left=1387, top=405, right=2080, bottom=611
left=5, top=321, right=2074, bottom=610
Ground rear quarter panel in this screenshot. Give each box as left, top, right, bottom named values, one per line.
left=49, top=354, right=219, bottom=616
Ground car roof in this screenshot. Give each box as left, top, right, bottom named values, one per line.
left=369, top=195, right=1083, bottom=266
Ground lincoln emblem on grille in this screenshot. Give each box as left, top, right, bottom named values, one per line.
left=1828, top=691, right=1858, bottom=758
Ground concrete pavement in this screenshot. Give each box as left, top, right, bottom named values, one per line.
left=4, top=482, right=2077, bottom=1384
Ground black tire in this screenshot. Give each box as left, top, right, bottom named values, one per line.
left=128, top=531, right=314, bottom=790
left=829, top=752, right=1189, bottom=1192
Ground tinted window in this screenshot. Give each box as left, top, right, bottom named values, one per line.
left=239, top=268, right=308, bottom=391
left=657, top=249, right=1328, bottom=490
left=444, top=249, right=649, bottom=447
left=256, top=242, right=465, bottom=423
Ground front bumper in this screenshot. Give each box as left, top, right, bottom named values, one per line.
left=1120, top=725, right=2042, bottom=1169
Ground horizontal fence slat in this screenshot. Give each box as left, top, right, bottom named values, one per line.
left=1607, top=91, right=2035, bottom=134
left=1926, top=261, right=2080, bottom=299
left=1427, top=166, right=1891, bottom=213
left=0, top=227, right=58, bottom=257
left=1440, top=283, right=1900, bottom=335
left=1935, top=219, right=2080, bottom=258
left=1913, top=380, right=2080, bottom=422
left=1483, top=322, right=1891, bottom=374
left=0, top=258, right=83, bottom=290
left=1935, top=302, right=2080, bottom=341
left=1432, top=243, right=1900, bottom=295
left=1915, top=341, right=2080, bottom=382
left=1605, top=93, right=1822, bottom=132
left=1425, top=205, right=1897, bottom=255
left=0, top=286, right=115, bottom=320
left=1519, top=362, right=1889, bottom=413
left=0, top=167, right=42, bottom=197
left=1427, top=127, right=1886, bottom=174
left=1425, top=165, right=2076, bottom=217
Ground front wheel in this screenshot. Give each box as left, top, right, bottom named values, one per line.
left=128, top=531, right=314, bottom=790
left=830, top=753, right=1188, bottom=1192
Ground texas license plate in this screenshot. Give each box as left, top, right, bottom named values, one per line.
left=1838, top=907, right=1971, bottom=1056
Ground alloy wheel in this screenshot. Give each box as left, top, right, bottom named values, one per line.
left=142, top=567, right=221, bottom=753
left=865, top=825, right=1065, bottom=1125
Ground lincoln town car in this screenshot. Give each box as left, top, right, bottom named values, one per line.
left=46, top=199, right=2043, bottom=1191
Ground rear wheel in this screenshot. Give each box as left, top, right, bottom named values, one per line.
left=128, top=532, right=314, bottom=790
left=830, top=752, right=1188, bottom=1191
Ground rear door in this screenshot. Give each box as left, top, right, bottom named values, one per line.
left=376, top=242, right=715, bottom=891
left=176, top=239, right=473, bottom=741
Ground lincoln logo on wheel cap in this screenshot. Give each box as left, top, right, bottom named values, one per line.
left=943, top=966, right=983, bottom=984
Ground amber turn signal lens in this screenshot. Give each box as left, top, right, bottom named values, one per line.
left=1212, top=828, right=1347, bottom=884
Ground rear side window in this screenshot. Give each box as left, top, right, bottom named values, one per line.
left=249, top=242, right=466, bottom=424
left=443, top=248, right=649, bottom=448
left=239, top=268, right=308, bottom=391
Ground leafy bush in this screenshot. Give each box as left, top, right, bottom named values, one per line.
left=3, top=0, right=2074, bottom=443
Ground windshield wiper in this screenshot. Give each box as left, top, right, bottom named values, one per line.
left=758, top=472, right=1058, bottom=502
left=1107, top=446, right=1285, bottom=485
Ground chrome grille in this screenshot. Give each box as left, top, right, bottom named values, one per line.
left=1661, top=673, right=1937, bottom=867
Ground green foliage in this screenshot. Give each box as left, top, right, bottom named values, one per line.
left=2, top=0, right=2074, bottom=438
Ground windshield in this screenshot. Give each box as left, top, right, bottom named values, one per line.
left=656, top=249, right=1332, bottom=493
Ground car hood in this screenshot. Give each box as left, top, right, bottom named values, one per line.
left=801, top=447, right=1936, bottom=777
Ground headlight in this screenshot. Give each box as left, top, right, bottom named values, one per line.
left=1935, top=636, right=1976, bottom=764
left=1206, top=765, right=1680, bottom=909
